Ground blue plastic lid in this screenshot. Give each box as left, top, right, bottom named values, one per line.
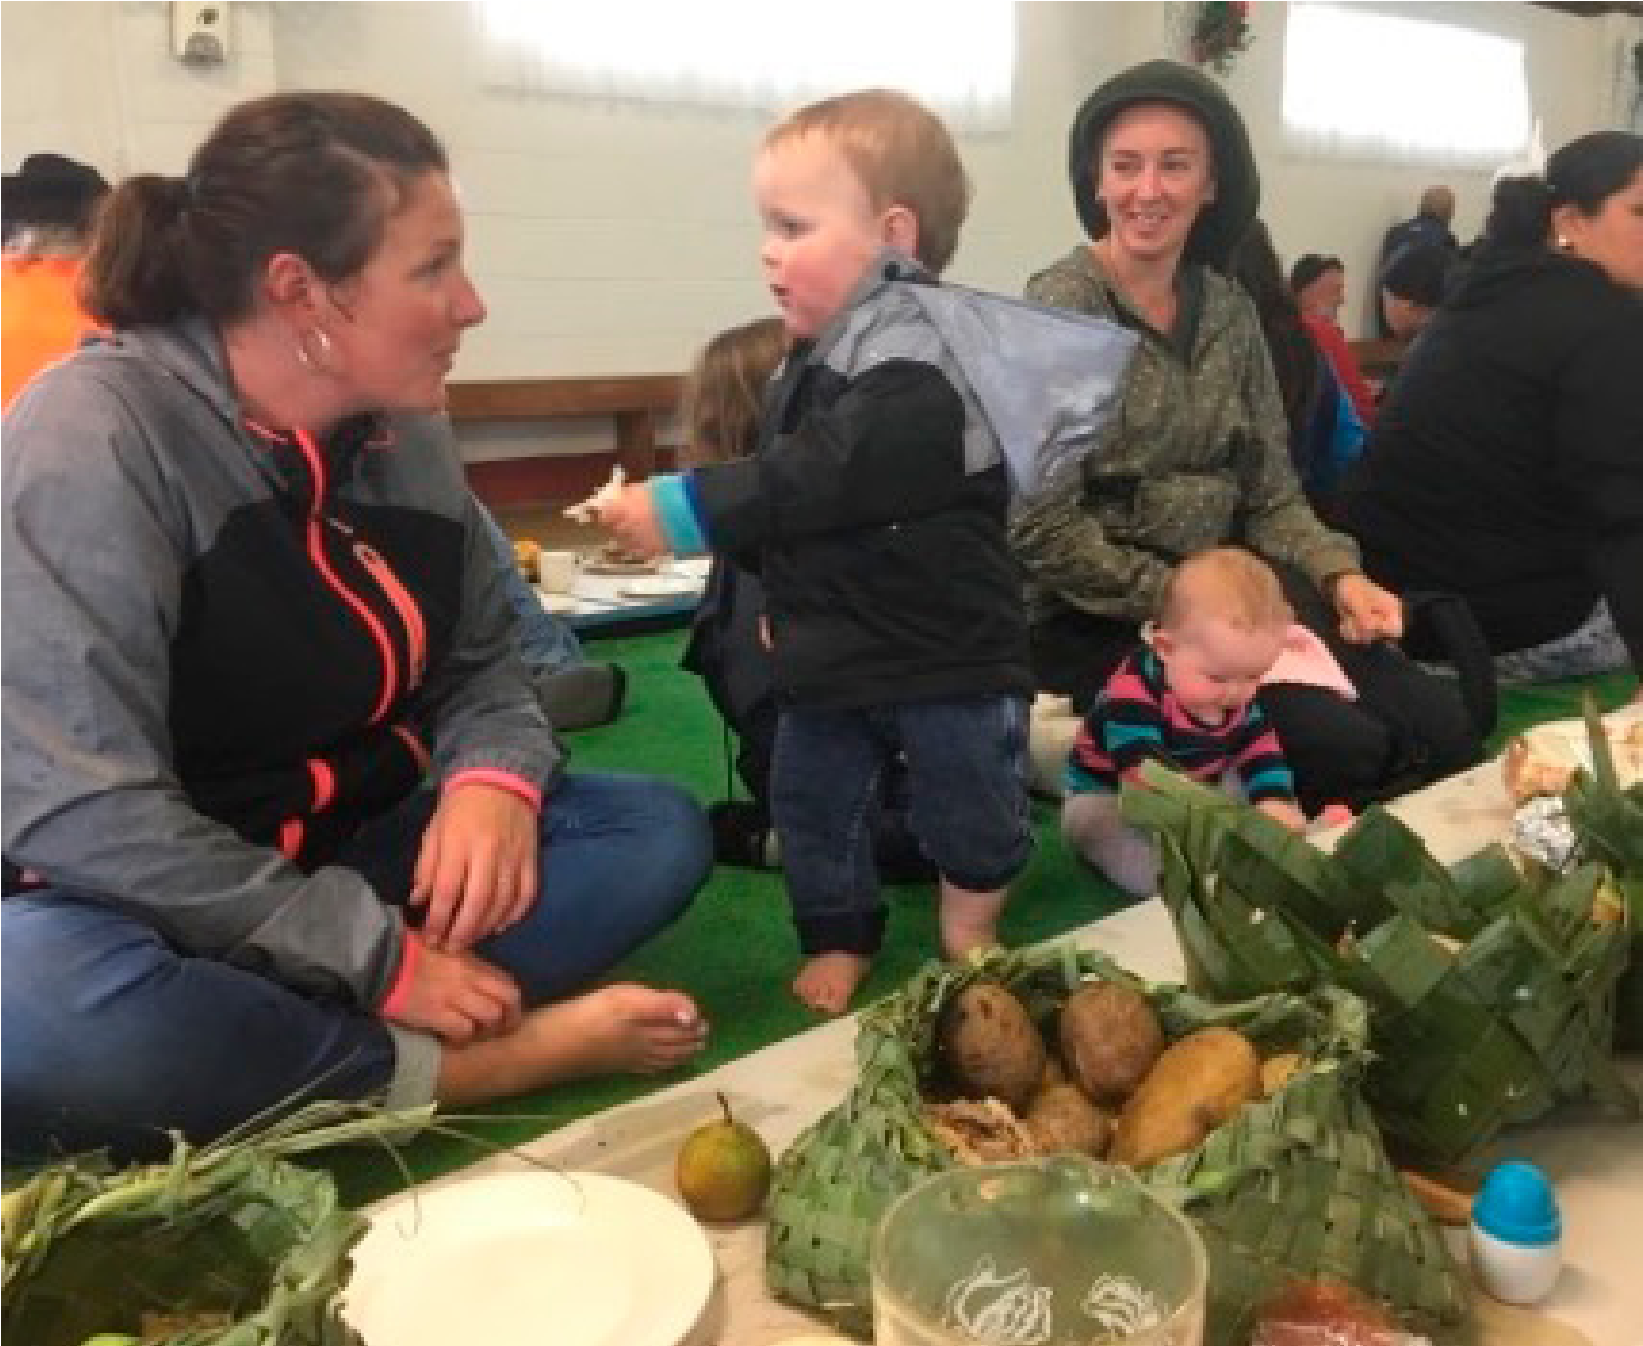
left=1471, top=1160, right=1561, bottom=1247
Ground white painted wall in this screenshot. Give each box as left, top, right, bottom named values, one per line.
left=5, top=1, right=1637, bottom=463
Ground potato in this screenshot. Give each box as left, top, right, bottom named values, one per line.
left=1110, top=1027, right=1261, bottom=1167
left=939, top=981, right=1047, bottom=1112
left=1023, top=1082, right=1112, bottom=1158
left=1039, top=1053, right=1067, bottom=1090
left=1057, top=983, right=1165, bottom=1103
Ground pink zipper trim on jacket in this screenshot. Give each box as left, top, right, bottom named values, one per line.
left=291, top=428, right=399, bottom=724
left=355, top=540, right=428, bottom=688
left=306, top=757, right=337, bottom=812
left=277, top=817, right=305, bottom=860
left=392, top=724, right=433, bottom=776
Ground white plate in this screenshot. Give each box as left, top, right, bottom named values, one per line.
left=665, top=557, right=713, bottom=580
left=534, top=587, right=580, bottom=615
left=620, top=576, right=702, bottom=601
left=343, top=1172, right=713, bottom=1346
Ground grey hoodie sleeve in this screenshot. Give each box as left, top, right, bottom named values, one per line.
left=407, top=480, right=564, bottom=792
left=2, top=371, right=404, bottom=1007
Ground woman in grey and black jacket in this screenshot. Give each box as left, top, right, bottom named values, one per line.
left=1, top=92, right=711, bottom=1161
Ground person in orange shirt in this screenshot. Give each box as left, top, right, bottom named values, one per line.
left=2, top=153, right=108, bottom=409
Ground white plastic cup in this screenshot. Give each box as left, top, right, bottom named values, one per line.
left=536, top=549, right=580, bottom=594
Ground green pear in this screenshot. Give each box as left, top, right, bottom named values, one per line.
left=675, top=1092, right=772, bottom=1223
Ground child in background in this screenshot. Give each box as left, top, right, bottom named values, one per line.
left=595, top=90, right=1036, bottom=1013
left=679, top=316, right=935, bottom=881
left=1064, top=547, right=1308, bottom=896
left=677, top=316, right=793, bottom=863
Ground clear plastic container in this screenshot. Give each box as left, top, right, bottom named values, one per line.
left=870, top=1157, right=1207, bottom=1346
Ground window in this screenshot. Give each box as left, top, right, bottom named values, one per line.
left=1282, top=3, right=1531, bottom=167
left=476, top=1, right=1016, bottom=129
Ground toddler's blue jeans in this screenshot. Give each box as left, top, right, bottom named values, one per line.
left=771, top=695, right=1032, bottom=956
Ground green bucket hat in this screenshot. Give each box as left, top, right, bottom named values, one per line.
left=1068, top=59, right=1260, bottom=270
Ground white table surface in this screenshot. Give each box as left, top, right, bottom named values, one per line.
left=369, top=750, right=1643, bottom=1346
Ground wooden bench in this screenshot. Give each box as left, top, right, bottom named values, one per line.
left=1347, top=337, right=1409, bottom=386
left=447, top=374, right=685, bottom=506
left=1345, top=337, right=1410, bottom=404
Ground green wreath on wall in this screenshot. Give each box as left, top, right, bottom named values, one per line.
left=1190, top=1, right=1254, bottom=76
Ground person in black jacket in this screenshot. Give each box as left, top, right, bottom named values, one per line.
left=596, top=91, right=1042, bottom=1013
left=1374, top=185, right=1459, bottom=336
left=1346, top=131, right=1643, bottom=688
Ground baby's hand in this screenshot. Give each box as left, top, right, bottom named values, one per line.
left=562, top=465, right=627, bottom=525
left=1256, top=798, right=1308, bottom=832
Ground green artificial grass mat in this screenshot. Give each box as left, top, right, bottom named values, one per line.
left=1487, top=668, right=1637, bottom=750
left=314, top=633, right=1636, bottom=1203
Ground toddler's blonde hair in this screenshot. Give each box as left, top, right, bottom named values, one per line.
left=763, top=89, right=971, bottom=275
left=1157, top=547, right=1293, bottom=634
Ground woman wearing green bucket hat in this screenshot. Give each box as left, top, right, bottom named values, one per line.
left=1012, top=59, right=1479, bottom=816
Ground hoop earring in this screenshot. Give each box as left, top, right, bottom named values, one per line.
left=295, top=326, right=335, bottom=374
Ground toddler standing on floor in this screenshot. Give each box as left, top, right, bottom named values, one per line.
left=1064, top=547, right=1308, bottom=896
left=595, top=90, right=1040, bottom=1013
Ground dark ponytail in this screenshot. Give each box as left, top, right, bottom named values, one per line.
left=80, top=174, right=195, bottom=327
left=1486, top=130, right=1643, bottom=249
left=81, top=91, right=447, bottom=330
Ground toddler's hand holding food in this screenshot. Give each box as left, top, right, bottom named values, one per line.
left=597, top=483, right=668, bottom=560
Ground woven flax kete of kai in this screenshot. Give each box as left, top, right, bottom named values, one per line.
left=764, top=945, right=1469, bottom=1346
left=1122, top=759, right=1637, bottom=1167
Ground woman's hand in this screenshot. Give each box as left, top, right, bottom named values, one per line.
left=1332, top=572, right=1405, bottom=643
left=412, top=783, right=540, bottom=951
left=381, top=933, right=523, bottom=1044
left=597, top=483, right=667, bottom=559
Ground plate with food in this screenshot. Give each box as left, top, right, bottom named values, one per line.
left=343, top=1171, right=713, bottom=1346
left=582, top=541, right=661, bottom=577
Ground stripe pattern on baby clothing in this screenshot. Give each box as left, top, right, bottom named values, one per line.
left=1065, top=647, right=1295, bottom=803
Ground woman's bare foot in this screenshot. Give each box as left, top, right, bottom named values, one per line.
left=792, top=952, right=871, bottom=1015
left=436, top=984, right=707, bottom=1104
left=940, top=881, right=1008, bottom=961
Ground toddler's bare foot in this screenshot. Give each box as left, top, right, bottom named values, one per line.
left=437, top=983, right=706, bottom=1104
left=940, top=882, right=1008, bottom=961
left=792, top=952, right=871, bottom=1015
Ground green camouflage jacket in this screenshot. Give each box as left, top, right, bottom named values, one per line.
left=1011, top=245, right=1360, bottom=624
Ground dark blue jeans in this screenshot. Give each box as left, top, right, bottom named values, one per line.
left=1, top=773, right=710, bottom=1161
left=771, top=695, right=1032, bottom=955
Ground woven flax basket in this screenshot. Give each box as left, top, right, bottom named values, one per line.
left=765, top=945, right=1467, bottom=1346
left=1123, top=763, right=1636, bottom=1166
left=2, top=1103, right=424, bottom=1346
